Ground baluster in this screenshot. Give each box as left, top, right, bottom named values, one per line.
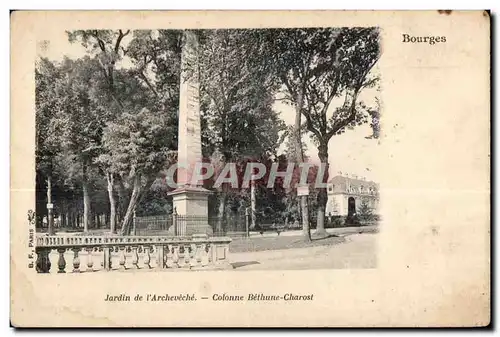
left=57, top=248, right=66, bottom=273
left=177, top=245, right=186, bottom=268
left=196, top=244, right=202, bottom=264
left=201, top=244, right=210, bottom=266
left=36, top=248, right=51, bottom=273
left=72, top=248, right=81, bottom=273
left=119, top=247, right=126, bottom=270
left=99, top=247, right=105, bottom=269
left=183, top=245, right=191, bottom=269
left=131, top=246, right=139, bottom=269
left=48, top=249, right=58, bottom=273
left=126, top=247, right=132, bottom=268
left=103, top=247, right=112, bottom=271
left=149, top=245, right=157, bottom=268
left=172, top=245, right=179, bottom=268
left=157, top=245, right=165, bottom=269
left=86, top=247, right=94, bottom=272
left=112, top=247, right=119, bottom=269
left=189, top=244, right=198, bottom=268
left=137, top=246, right=143, bottom=267
left=65, top=249, right=74, bottom=273
left=143, top=246, right=151, bottom=269
left=166, top=245, right=175, bottom=268
left=208, top=244, right=214, bottom=264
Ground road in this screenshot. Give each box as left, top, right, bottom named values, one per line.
left=229, top=233, right=377, bottom=270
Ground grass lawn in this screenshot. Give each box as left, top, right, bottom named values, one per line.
left=228, top=234, right=346, bottom=253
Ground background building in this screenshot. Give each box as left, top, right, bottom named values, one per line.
left=325, top=174, right=379, bottom=217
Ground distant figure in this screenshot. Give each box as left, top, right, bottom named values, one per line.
left=54, top=215, right=62, bottom=228
left=42, top=216, right=48, bottom=228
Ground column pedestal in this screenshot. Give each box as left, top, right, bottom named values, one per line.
left=168, top=186, right=213, bottom=236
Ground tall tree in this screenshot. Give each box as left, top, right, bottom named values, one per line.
left=267, top=27, right=380, bottom=236
left=126, top=30, right=183, bottom=114
left=67, top=29, right=131, bottom=109
left=100, top=107, right=176, bottom=235
left=68, top=29, right=182, bottom=233
left=300, top=28, right=380, bottom=235
left=198, top=29, right=285, bottom=230
left=41, top=56, right=109, bottom=232
left=35, top=58, right=60, bottom=233
left=67, top=30, right=131, bottom=232
left=263, top=28, right=321, bottom=240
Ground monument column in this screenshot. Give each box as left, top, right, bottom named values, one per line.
left=168, top=30, right=213, bottom=236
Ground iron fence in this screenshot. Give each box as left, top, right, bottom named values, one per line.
left=133, top=213, right=249, bottom=237
left=134, top=215, right=173, bottom=236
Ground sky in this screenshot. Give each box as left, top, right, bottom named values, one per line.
left=38, top=30, right=381, bottom=183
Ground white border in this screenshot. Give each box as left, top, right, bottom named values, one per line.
left=4, top=2, right=497, bottom=336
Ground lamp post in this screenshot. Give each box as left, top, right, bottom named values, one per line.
left=47, top=175, right=54, bottom=235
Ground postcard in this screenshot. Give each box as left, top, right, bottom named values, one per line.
left=10, top=10, right=490, bottom=327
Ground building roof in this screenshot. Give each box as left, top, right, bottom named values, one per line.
left=328, top=175, right=379, bottom=195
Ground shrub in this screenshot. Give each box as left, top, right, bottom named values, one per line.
left=358, top=199, right=375, bottom=222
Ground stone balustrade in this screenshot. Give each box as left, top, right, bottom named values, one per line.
left=35, top=234, right=232, bottom=273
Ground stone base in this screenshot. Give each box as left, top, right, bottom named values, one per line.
left=167, top=186, right=213, bottom=236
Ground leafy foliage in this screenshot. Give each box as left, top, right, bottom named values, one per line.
left=358, top=198, right=375, bottom=222
left=198, top=29, right=286, bottom=162
left=265, top=27, right=380, bottom=145
left=97, top=108, right=176, bottom=181
left=262, top=27, right=381, bottom=233
left=36, top=28, right=380, bottom=234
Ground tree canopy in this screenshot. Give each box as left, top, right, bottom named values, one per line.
left=35, top=28, right=380, bottom=235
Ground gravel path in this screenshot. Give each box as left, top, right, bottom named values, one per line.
left=229, top=233, right=377, bottom=270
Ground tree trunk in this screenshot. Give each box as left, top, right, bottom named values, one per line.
left=316, top=142, right=329, bottom=236
left=59, top=200, right=65, bottom=229
left=82, top=163, right=90, bottom=233
left=294, top=89, right=311, bottom=241
left=105, top=212, right=110, bottom=230
left=106, top=171, right=116, bottom=234
left=119, top=175, right=142, bottom=235
left=250, top=180, right=257, bottom=230
left=301, top=196, right=311, bottom=240
left=117, top=178, right=129, bottom=224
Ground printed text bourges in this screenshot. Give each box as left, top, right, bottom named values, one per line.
left=402, top=34, right=447, bottom=45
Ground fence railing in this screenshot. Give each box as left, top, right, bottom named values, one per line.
left=134, top=214, right=249, bottom=237
left=35, top=234, right=232, bottom=273
left=134, top=215, right=173, bottom=236
left=37, top=212, right=326, bottom=236
left=133, top=213, right=313, bottom=237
